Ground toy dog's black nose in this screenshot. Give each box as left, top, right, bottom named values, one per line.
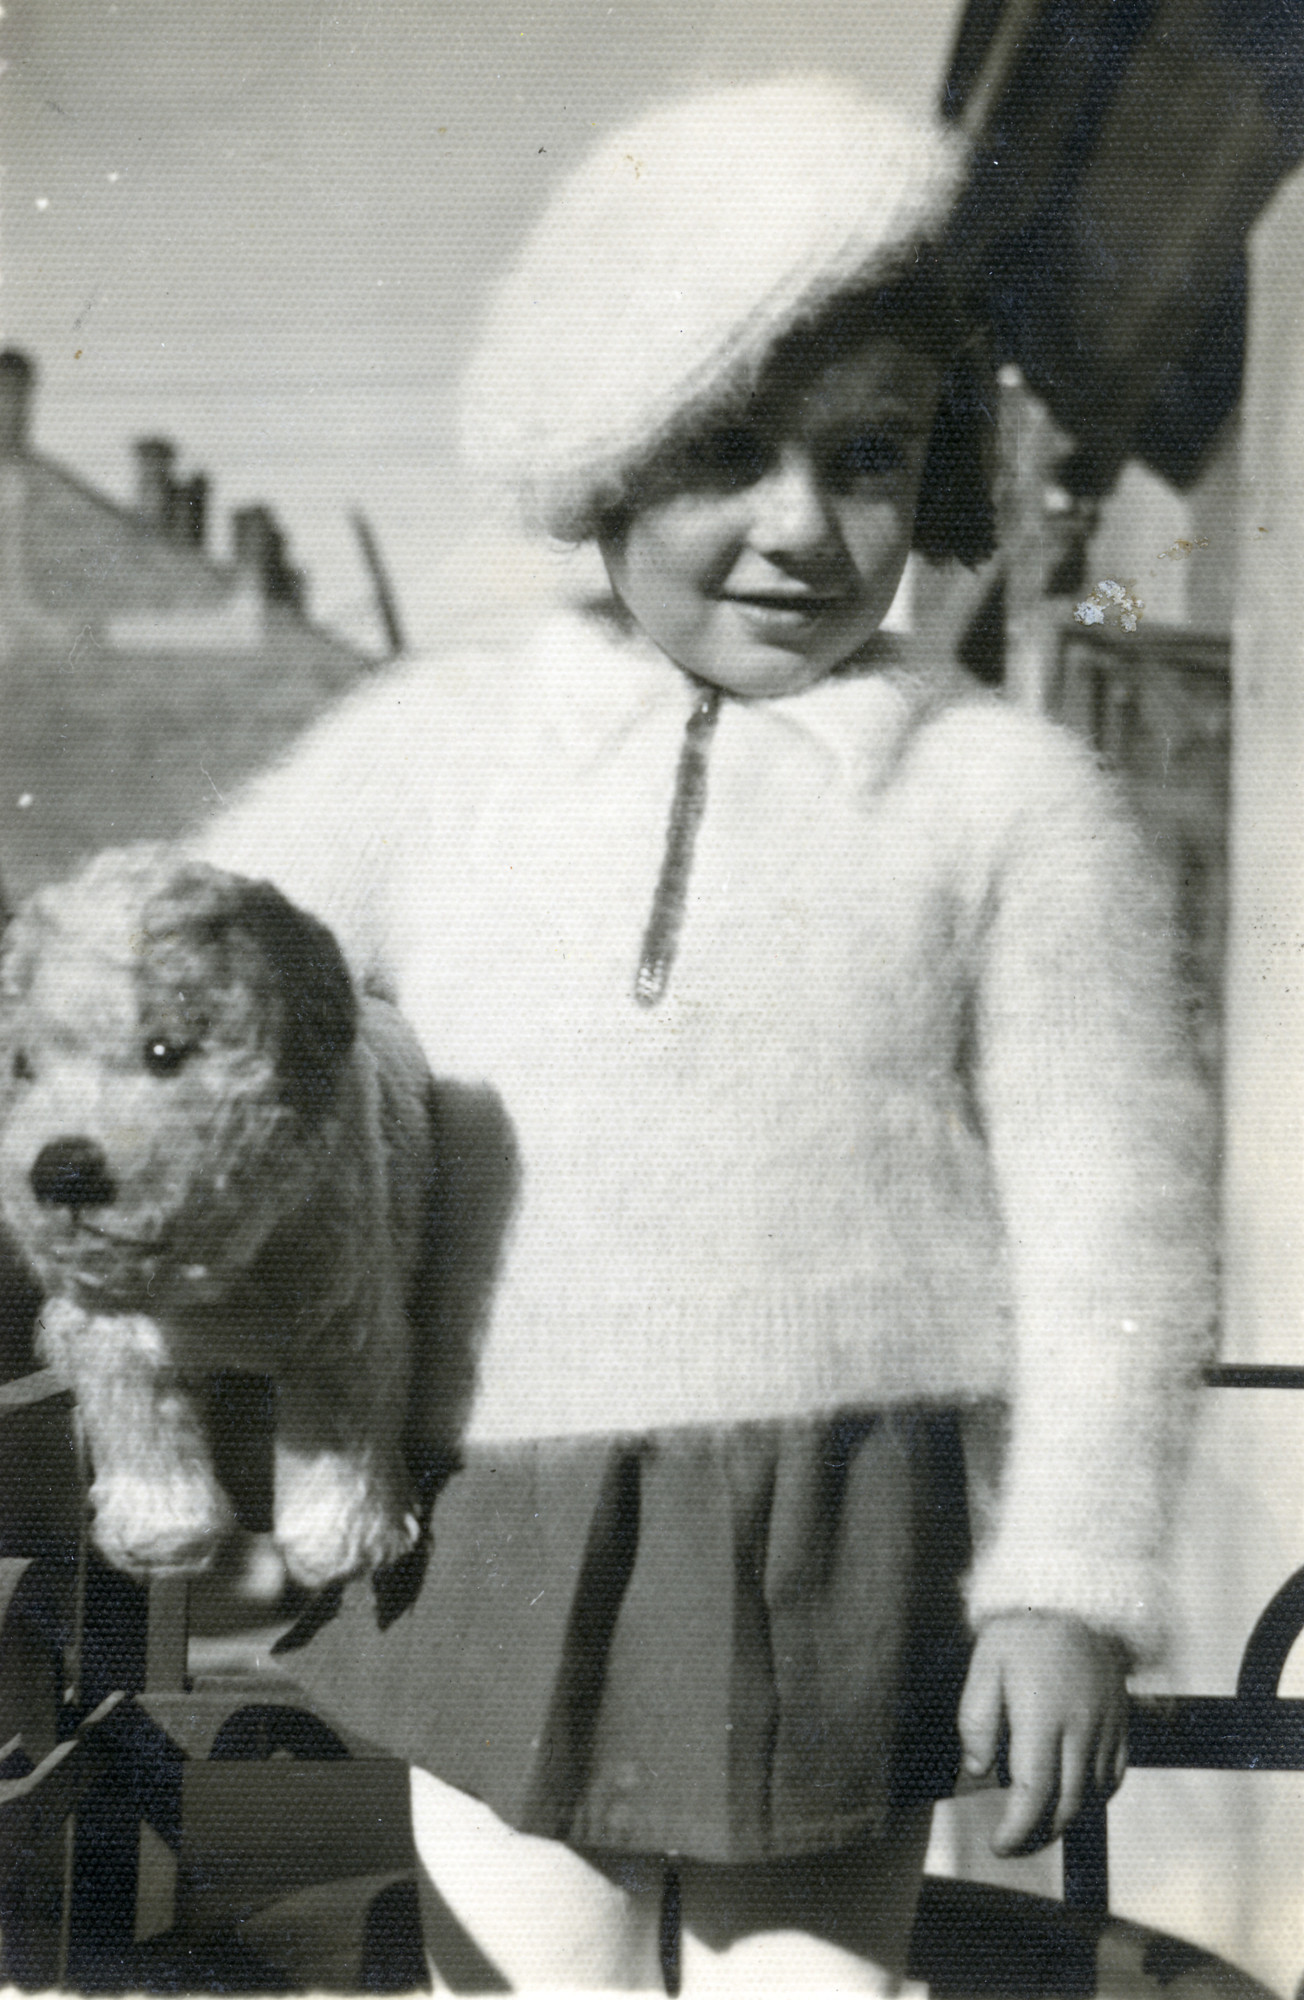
left=30, top=1137, right=118, bottom=1210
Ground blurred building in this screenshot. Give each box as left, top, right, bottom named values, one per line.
left=0, top=349, right=375, bottom=902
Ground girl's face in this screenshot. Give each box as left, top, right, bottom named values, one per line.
left=600, top=335, right=941, bottom=699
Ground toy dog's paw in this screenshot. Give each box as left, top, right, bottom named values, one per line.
left=91, top=1469, right=233, bottom=1578
left=274, top=1446, right=420, bottom=1588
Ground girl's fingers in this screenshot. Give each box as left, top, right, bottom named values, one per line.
left=1063, top=1689, right=1132, bottom=1840
left=1094, top=1716, right=1128, bottom=1799
left=991, top=1728, right=1060, bottom=1855
left=957, top=1651, right=1003, bottom=1777
left=996, top=1722, right=1125, bottom=1857
left=991, top=1781, right=1052, bottom=1856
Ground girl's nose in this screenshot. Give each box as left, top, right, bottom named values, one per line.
left=747, top=446, right=838, bottom=556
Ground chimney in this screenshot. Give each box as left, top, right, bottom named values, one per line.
left=171, top=471, right=208, bottom=549
left=232, top=503, right=304, bottom=611
left=232, top=503, right=277, bottom=580
left=135, top=437, right=175, bottom=531
left=0, top=350, right=34, bottom=457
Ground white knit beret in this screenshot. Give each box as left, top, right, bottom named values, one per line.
left=461, top=77, right=967, bottom=539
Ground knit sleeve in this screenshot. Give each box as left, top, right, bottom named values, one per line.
left=956, top=707, right=1215, bottom=1662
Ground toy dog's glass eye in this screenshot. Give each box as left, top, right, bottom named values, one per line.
left=10, top=1049, right=33, bottom=1082
left=143, top=1038, right=195, bottom=1077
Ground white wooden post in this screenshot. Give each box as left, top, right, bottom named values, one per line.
left=1188, top=164, right=1304, bottom=1987
left=1040, top=175, right=1304, bottom=1993
left=1224, top=168, right=1304, bottom=1366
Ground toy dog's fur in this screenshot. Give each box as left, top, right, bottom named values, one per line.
left=0, top=844, right=434, bottom=1587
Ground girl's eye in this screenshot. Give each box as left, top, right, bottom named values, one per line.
left=143, top=1038, right=196, bottom=1077
left=831, top=430, right=907, bottom=482
left=11, top=1049, right=33, bottom=1083
left=690, top=426, right=771, bottom=489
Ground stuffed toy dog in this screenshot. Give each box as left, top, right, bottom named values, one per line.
left=0, top=844, right=434, bottom=1587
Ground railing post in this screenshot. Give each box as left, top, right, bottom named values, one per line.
left=1061, top=1799, right=1109, bottom=1913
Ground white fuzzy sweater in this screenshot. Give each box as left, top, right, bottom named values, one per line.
left=197, top=604, right=1213, bottom=1657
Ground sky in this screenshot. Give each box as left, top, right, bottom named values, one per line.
left=1, top=0, right=965, bottom=651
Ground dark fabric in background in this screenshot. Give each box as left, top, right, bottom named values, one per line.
left=943, top=0, right=1304, bottom=494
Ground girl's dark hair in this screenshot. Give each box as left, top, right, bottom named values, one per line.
left=594, top=247, right=998, bottom=567
left=769, top=247, right=998, bottom=568
left=912, top=347, right=998, bottom=566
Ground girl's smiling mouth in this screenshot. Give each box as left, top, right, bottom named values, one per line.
left=720, top=591, right=849, bottom=635
left=723, top=590, right=840, bottom=607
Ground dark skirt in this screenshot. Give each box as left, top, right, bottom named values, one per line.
left=276, top=1411, right=972, bottom=1865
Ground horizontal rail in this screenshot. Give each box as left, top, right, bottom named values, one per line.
left=1129, top=1694, right=1304, bottom=1770
left=1062, top=622, right=1232, bottom=676
left=4, top=1363, right=1301, bottom=1411
left=1204, top=1363, right=1304, bottom=1390
left=0, top=1367, right=68, bottom=1412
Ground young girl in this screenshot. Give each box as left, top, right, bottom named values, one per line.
left=197, top=78, right=1212, bottom=1992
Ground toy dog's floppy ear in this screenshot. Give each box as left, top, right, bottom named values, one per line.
left=144, top=866, right=359, bottom=1120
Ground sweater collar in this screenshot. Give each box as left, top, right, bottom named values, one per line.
left=527, top=600, right=703, bottom=765
left=528, top=597, right=963, bottom=784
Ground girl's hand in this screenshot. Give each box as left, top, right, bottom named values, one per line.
left=958, top=1612, right=1129, bottom=1856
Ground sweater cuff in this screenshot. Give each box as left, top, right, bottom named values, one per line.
left=964, top=1544, right=1168, bottom=1666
